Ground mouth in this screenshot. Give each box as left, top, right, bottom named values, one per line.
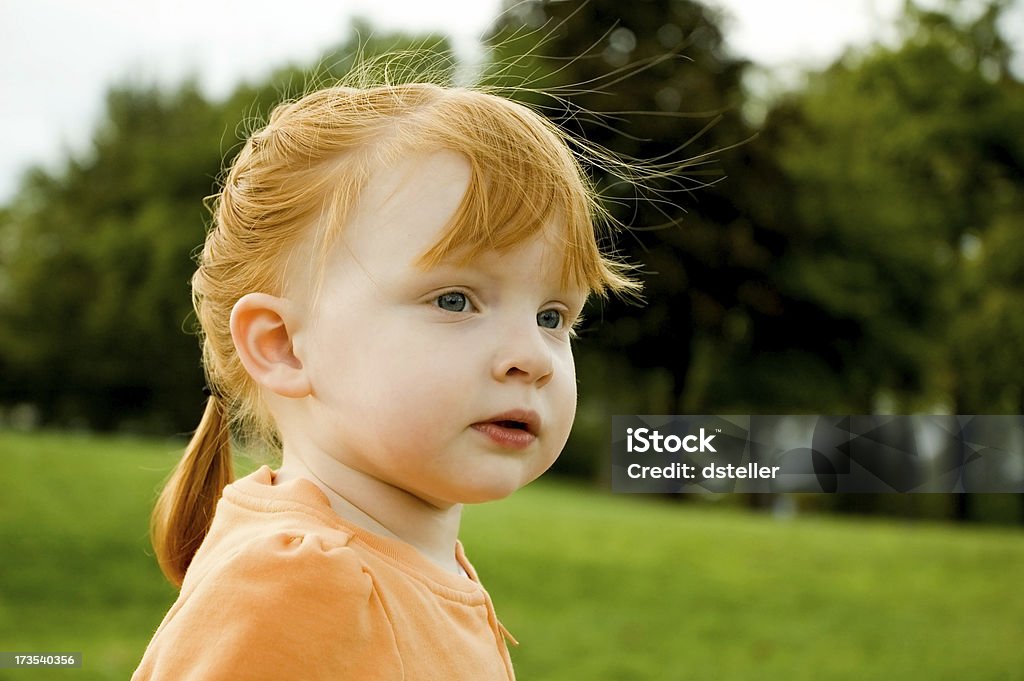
left=479, top=410, right=540, bottom=436
left=471, top=410, right=541, bottom=449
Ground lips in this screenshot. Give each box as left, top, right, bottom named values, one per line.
left=471, top=409, right=541, bottom=450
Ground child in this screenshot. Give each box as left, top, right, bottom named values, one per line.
left=133, top=80, right=639, bottom=680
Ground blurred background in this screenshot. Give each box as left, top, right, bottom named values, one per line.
left=1, top=1, right=1022, bottom=679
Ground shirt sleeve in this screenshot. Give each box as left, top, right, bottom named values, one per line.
left=133, top=531, right=403, bottom=681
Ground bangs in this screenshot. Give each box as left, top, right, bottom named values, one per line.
left=408, top=89, right=637, bottom=297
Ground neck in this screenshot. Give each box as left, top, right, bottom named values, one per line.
left=275, top=447, right=464, bottom=575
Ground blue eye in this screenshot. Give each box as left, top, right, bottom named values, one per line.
left=537, top=309, right=562, bottom=329
left=436, top=292, right=469, bottom=312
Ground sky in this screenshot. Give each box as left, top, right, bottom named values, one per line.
left=1, top=0, right=1021, bottom=203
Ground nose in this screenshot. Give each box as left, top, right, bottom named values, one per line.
left=492, top=320, right=554, bottom=387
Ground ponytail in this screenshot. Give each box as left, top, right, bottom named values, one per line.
left=151, top=395, right=234, bottom=587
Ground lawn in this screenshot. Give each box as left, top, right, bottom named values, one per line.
left=1, top=429, right=1022, bottom=680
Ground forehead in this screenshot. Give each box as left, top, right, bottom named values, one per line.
left=342, top=149, right=472, bottom=263
left=338, top=150, right=573, bottom=279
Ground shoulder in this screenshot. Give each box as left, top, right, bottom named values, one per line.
left=201, top=529, right=369, bottom=593
left=186, top=528, right=383, bottom=631
left=136, top=530, right=402, bottom=680
left=185, top=476, right=370, bottom=599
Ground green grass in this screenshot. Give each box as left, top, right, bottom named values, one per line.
left=1, top=429, right=1022, bottom=680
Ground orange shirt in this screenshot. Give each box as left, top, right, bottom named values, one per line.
left=133, top=466, right=516, bottom=680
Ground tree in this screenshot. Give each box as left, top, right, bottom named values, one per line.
left=0, top=82, right=223, bottom=429
left=753, top=0, right=1024, bottom=520
left=757, top=0, right=1024, bottom=415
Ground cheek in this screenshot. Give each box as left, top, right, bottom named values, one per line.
left=362, top=339, right=470, bottom=432
left=552, top=351, right=579, bottom=431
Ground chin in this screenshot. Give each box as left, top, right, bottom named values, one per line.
left=451, top=476, right=527, bottom=504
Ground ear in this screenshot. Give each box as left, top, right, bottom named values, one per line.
left=230, top=293, right=311, bottom=398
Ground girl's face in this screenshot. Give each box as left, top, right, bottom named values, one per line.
left=289, top=150, right=586, bottom=508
